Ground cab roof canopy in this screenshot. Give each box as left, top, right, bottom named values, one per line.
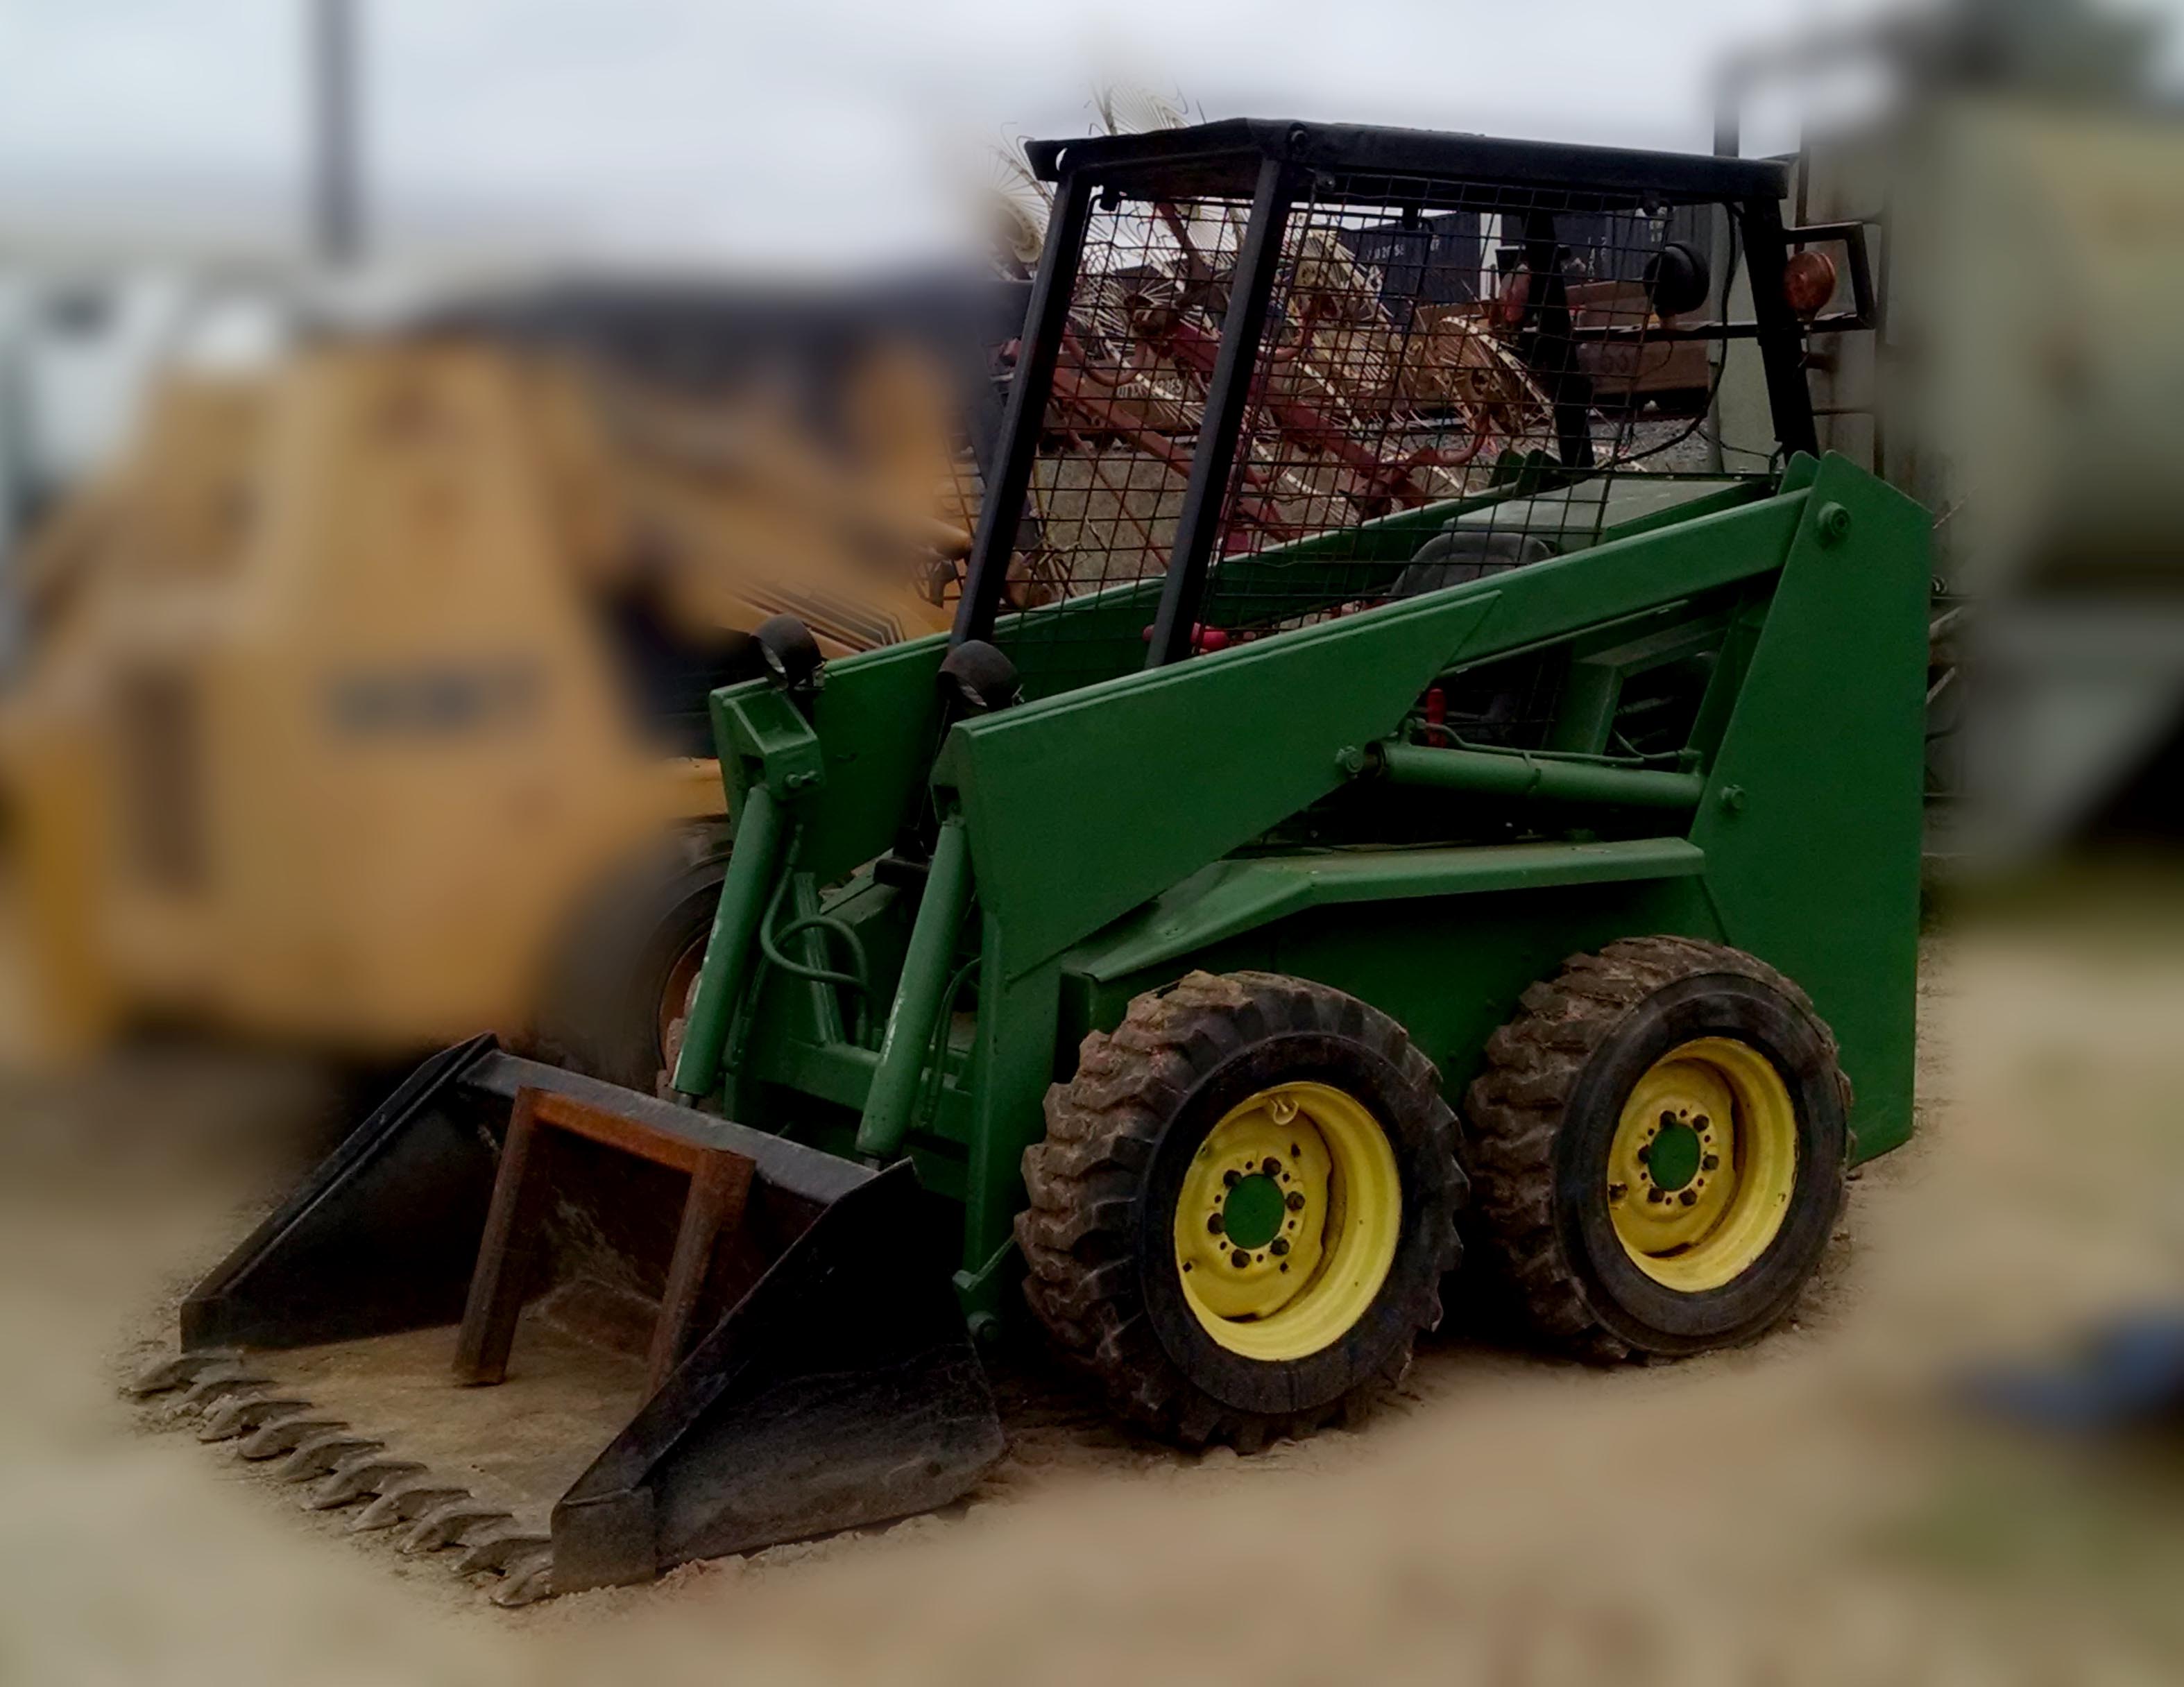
left=1024, top=119, right=1789, bottom=212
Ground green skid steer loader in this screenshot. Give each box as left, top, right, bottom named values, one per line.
left=131, top=120, right=1927, bottom=1604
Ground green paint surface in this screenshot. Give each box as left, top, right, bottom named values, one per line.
left=1648, top=1121, right=1703, bottom=1192
left=1221, top=1174, right=1287, bottom=1250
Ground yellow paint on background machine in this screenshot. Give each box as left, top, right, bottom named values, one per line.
left=0, top=283, right=1008, bottom=1083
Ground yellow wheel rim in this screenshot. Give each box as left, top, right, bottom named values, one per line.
left=1607, top=1037, right=1798, bottom=1293
left=1172, top=1081, right=1401, bottom=1362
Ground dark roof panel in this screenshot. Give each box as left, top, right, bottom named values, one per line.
left=1025, top=119, right=1786, bottom=209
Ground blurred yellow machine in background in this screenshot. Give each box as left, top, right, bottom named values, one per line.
left=0, top=289, right=996, bottom=1083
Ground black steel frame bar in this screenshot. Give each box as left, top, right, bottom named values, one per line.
left=1023, top=119, right=1787, bottom=207
left=1736, top=195, right=1822, bottom=463
left=1567, top=313, right=1869, bottom=345
left=1518, top=208, right=1595, bottom=472
left=1145, top=156, right=1297, bottom=667
left=953, top=171, right=1095, bottom=646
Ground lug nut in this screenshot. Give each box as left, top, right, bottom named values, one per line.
left=1270, top=1238, right=1290, bottom=1256
left=1647, top=1188, right=1664, bottom=1204
left=1261, top=1158, right=1281, bottom=1177
left=1207, top=1214, right=1225, bottom=1235
left=1678, top=1189, right=1698, bottom=1206
left=1637, top=1145, right=1651, bottom=1163
left=1701, top=1154, right=1719, bottom=1172
left=1286, top=1191, right=1306, bottom=1212
left=1231, top=1249, right=1250, bottom=1269
left=1224, top=1170, right=1240, bottom=1188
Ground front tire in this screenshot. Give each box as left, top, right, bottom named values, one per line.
left=1016, top=970, right=1465, bottom=1450
left=531, top=823, right=731, bottom=1093
left=1464, top=936, right=1850, bottom=1360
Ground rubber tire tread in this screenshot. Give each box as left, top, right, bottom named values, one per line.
left=1017, top=970, right=1464, bottom=1451
left=1462, top=935, right=1850, bottom=1363
left=530, top=821, right=733, bottom=1093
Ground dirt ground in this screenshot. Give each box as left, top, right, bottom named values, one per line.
left=7, top=902, right=2184, bottom=1685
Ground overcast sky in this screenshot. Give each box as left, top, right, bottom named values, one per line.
left=0, top=0, right=2175, bottom=268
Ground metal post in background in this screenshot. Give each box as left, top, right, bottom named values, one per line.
left=312, top=0, right=364, bottom=267
left=1707, top=67, right=1743, bottom=477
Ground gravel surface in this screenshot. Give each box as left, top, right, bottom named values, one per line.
left=7, top=906, right=2183, bottom=1683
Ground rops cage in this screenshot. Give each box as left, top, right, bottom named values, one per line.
left=957, top=119, right=1874, bottom=707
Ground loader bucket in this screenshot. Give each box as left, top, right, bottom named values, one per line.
left=129, top=1036, right=1004, bottom=1604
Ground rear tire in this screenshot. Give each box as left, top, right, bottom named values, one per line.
left=1463, top=936, right=1850, bottom=1360
left=531, top=822, right=731, bottom=1094
left=1017, top=970, right=1465, bottom=1450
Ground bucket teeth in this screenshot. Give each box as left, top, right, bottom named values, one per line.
left=274, top=1430, right=384, bottom=1483
left=135, top=1349, right=574, bottom=1608
left=237, top=1412, right=348, bottom=1461
left=197, top=1395, right=311, bottom=1443
left=490, top=1545, right=557, bottom=1608
left=127, top=1348, right=242, bottom=1398
left=351, top=1482, right=472, bottom=1533
left=162, top=1367, right=272, bottom=1423
left=306, top=1453, right=426, bottom=1510
left=454, top=1528, right=553, bottom=1577
left=398, top=1500, right=514, bottom=1555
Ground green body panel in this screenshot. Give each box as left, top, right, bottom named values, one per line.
left=676, top=452, right=1928, bottom=1319
left=937, top=488, right=1806, bottom=982
left=1064, top=875, right=1710, bottom=1137
left=708, top=637, right=948, bottom=882
left=936, top=592, right=1493, bottom=979
left=1068, top=837, right=1705, bottom=984
left=1682, top=471, right=1931, bottom=1157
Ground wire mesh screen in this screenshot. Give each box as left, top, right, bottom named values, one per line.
left=1198, top=177, right=1743, bottom=641
left=988, top=187, right=1258, bottom=692
left=992, top=168, right=1768, bottom=695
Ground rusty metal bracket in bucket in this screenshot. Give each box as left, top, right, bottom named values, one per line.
left=453, top=1085, right=758, bottom=1396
